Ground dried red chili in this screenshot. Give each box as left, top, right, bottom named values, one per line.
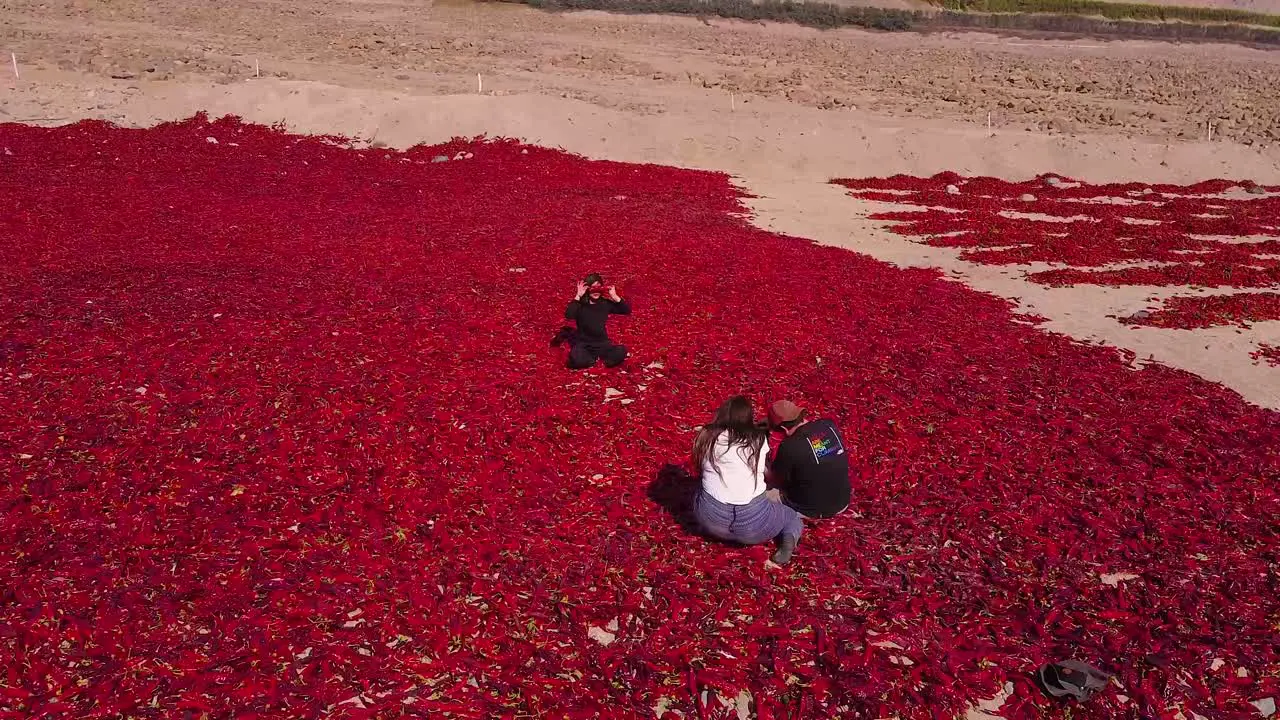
left=1253, top=344, right=1280, bottom=367
left=1121, top=293, right=1280, bottom=329
left=835, top=174, right=1280, bottom=329
left=0, top=117, right=1275, bottom=720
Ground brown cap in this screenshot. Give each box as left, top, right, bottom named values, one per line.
left=768, top=400, right=804, bottom=426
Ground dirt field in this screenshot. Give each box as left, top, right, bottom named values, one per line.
left=2, top=0, right=1279, bottom=411
left=5, top=0, right=1280, bottom=146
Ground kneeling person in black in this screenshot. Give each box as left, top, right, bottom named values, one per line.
left=564, top=273, right=631, bottom=369
left=766, top=400, right=851, bottom=518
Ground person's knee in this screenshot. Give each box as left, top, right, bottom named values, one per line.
left=602, top=344, right=628, bottom=368
left=567, top=346, right=596, bottom=369
left=785, top=513, right=804, bottom=541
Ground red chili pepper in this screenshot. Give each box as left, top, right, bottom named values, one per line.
left=688, top=667, right=706, bottom=720
left=1253, top=343, right=1280, bottom=366
left=0, top=117, right=1277, bottom=720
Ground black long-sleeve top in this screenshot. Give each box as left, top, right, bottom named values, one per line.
left=565, top=297, right=631, bottom=345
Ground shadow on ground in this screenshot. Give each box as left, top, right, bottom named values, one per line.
left=646, top=462, right=740, bottom=549
left=647, top=463, right=703, bottom=537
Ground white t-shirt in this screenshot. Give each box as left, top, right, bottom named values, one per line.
left=700, top=433, right=769, bottom=505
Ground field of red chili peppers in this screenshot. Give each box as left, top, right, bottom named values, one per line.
left=1255, top=345, right=1280, bottom=367
left=3, top=116, right=1279, bottom=719
left=834, top=174, right=1280, bottom=333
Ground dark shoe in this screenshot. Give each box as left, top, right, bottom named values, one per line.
left=550, top=327, right=576, bottom=348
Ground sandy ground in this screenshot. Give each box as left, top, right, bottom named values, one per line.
left=2, top=0, right=1279, bottom=415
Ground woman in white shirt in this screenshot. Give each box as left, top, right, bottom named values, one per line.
left=692, top=396, right=804, bottom=565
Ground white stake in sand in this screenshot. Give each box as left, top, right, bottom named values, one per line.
left=10, top=53, right=18, bottom=80
left=477, top=73, right=483, bottom=94
left=1207, top=121, right=1214, bottom=143
left=254, top=58, right=260, bottom=77
left=987, top=111, right=992, bottom=132
left=731, top=92, right=735, bottom=111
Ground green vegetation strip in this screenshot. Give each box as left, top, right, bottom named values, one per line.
left=522, top=0, right=917, bottom=30
left=941, top=0, right=1280, bottom=28
left=504, top=0, right=1280, bottom=42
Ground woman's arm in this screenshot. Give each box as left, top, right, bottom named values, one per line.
left=768, top=441, right=792, bottom=489
left=607, top=286, right=631, bottom=315
left=566, top=281, right=587, bottom=319
left=764, top=440, right=788, bottom=501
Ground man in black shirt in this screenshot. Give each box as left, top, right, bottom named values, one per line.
left=563, top=273, right=631, bottom=369
left=766, top=400, right=851, bottom=519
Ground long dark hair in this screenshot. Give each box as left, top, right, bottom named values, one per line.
left=692, top=396, right=767, bottom=480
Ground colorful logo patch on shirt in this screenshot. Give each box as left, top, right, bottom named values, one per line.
left=807, top=427, right=845, bottom=462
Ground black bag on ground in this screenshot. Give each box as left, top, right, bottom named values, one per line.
left=1035, top=660, right=1111, bottom=702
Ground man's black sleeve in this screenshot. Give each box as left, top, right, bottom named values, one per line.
left=609, top=299, right=632, bottom=315
left=565, top=300, right=581, bottom=320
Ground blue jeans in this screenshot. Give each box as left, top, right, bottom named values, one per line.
left=694, top=490, right=804, bottom=546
